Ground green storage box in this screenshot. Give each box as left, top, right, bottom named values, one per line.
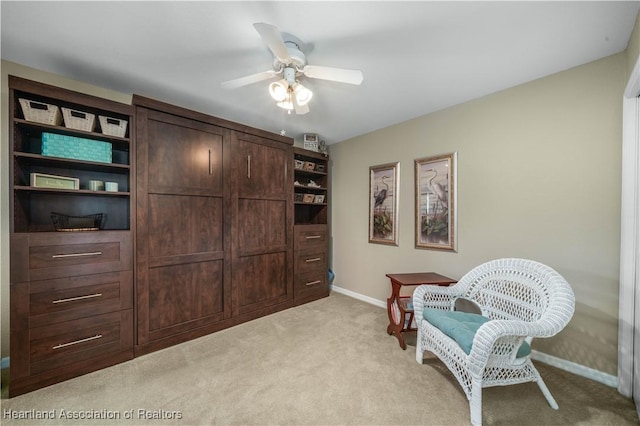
left=42, top=132, right=112, bottom=163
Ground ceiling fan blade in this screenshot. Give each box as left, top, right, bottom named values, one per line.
left=253, top=22, right=292, bottom=64
left=221, top=70, right=280, bottom=90
left=302, top=65, right=364, bottom=85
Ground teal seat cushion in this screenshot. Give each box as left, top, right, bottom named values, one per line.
left=423, top=308, right=531, bottom=357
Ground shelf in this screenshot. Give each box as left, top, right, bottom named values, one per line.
left=14, top=152, right=130, bottom=173
left=14, top=185, right=130, bottom=197
left=295, top=202, right=327, bottom=206
left=14, top=118, right=130, bottom=144
left=294, top=184, right=327, bottom=192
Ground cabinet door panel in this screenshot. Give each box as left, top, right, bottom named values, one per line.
left=233, top=253, right=288, bottom=314
left=237, top=199, right=287, bottom=254
left=136, top=106, right=231, bottom=349
left=236, top=136, right=288, bottom=199
left=147, top=260, right=224, bottom=337
left=148, top=194, right=223, bottom=258
left=147, top=112, right=224, bottom=195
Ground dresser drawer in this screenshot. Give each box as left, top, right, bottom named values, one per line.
left=294, top=225, right=327, bottom=252
left=28, top=310, right=133, bottom=375
left=295, top=251, right=327, bottom=275
left=294, top=270, right=328, bottom=300
left=12, top=231, right=132, bottom=281
left=29, top=271, right=133, bottom=328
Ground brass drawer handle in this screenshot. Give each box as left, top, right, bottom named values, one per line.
left=305, top=280, right=321, bottom=286
left=52, top=334, right=103, bottom=350
left=305, top=258, right=321, bottom=263
left=51, top=251, right=102, bottom=259
left=52, top=293, right=102, bottom=304
left=305, top=235, right=321, bottom=240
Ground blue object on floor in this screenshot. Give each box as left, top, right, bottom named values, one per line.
left=328, top=269, right=335, bottom=284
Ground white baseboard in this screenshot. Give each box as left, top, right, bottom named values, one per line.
left=331, top=284, right=619, bottom=389
left=1, top=357, right=9, bottom=369
left=531, top=350, right=618, bottom=388
left=331, top=284, right=387, bottom=309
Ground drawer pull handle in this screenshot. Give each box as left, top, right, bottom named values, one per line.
left=305, top=235, right=321, bottom=240
left=305, top=280, right=322, bottom=286
left=52, top=251, right=102, bottom=259
left=53, top=293, right=103, bottom=304
left=305, top=258, right=321, bottom=263
left=53, top=334, right=103, bottom=350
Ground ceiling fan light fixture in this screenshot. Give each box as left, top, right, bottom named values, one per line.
left=293, top=83, right=313, bottom=106
left=269, top=79, right=289, bottom=101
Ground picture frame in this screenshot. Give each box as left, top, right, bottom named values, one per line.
left=369, top=162, right=400, bottom=246
left=415, top=152, right=457, bottom=251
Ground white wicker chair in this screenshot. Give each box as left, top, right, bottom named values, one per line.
left=413, top=258, right=575, bottom=426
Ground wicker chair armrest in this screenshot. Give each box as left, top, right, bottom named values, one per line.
left=467, top=319, right=563, bottom=375
left=413, top=283, right=466, bottom=327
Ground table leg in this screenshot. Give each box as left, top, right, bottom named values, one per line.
left=386, top=280, right=407, bottom=350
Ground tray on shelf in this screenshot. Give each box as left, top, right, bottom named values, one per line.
left=51, top=212, right=103, bottom=231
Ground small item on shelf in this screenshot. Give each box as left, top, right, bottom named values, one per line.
left=42, top=132, right=112, bottom=163
left=88, top=180, right=105, bottom=191
left=50, top=212, right=103, bottom=232
left=61, top=107, right=95, bottom=132
left=19, top=98, right=63, bottom=125
left=303, top=133, right=319, bottom=152
left=307, top=180, right=320, bottom=188
left=30, top=172, right=79, bottom=190
left=294, top=193, right=304, bottom=202
left=99, top=115, right=128, bottom=138
left=303, top=161, right=315, bottom=171
left=314, top=194, right=325, bottom=204
left=294, top=159, right=304, bottom=170
left=303, top=194, right=315, bottom=203
left=315, top=164, right=326, bottom=173
left=294, top=180, right=303, bottom=186
left=318, top=140, right=328, bottom=155
left=105, top=182, right=119, bottom=192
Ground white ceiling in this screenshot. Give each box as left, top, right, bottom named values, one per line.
left=2, top=1, right=639, bottom=145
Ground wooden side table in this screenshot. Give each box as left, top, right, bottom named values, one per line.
left=385, top=272, right=457, bottom=350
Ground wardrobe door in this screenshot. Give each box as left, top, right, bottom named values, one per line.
left=231, top=132, right=293, bottom=315
left=136, top=107, right=231, bottom=352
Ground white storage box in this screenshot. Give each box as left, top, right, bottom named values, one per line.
left=62, top=107, right=95, bottom=132
left=99, top=115, right=128, bottom=137
left=19, top=98, right=62, bottom=125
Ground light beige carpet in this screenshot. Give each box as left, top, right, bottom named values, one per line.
left=1, top=292, right=638, bottom=425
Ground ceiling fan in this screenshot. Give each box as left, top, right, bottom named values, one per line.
left=221, top=23, right=364, bottom=115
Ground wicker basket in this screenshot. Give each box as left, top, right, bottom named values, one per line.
left=62, top=107, right=95, bottom=132
left=51, top=212, right=103, bottom=231
left=19, top=98, right=62, bottom=125
left=99, top=115, right=128, bottom=137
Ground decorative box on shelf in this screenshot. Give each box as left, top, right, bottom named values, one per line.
left=42, top=132, right=112, bottom=163
left=303, top=133, right=319, bottom=152
left=303, top=161, right=315, bottom=171
left=30, top=172, right=79, bottom=190
left=303, top=194, right=315, bottom=203
left=19, top=98, right=62, bottom=125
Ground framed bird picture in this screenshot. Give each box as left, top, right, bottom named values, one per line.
left=369, top=162, right=400, bottom=245
left=415, top=152, right=457, bottom=251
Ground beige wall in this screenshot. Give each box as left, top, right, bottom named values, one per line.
left=0, top=60, right=132, bottom=359
left=627, top=12, right=640, bottom=78
left=329, top=53, right=626, bottom=375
